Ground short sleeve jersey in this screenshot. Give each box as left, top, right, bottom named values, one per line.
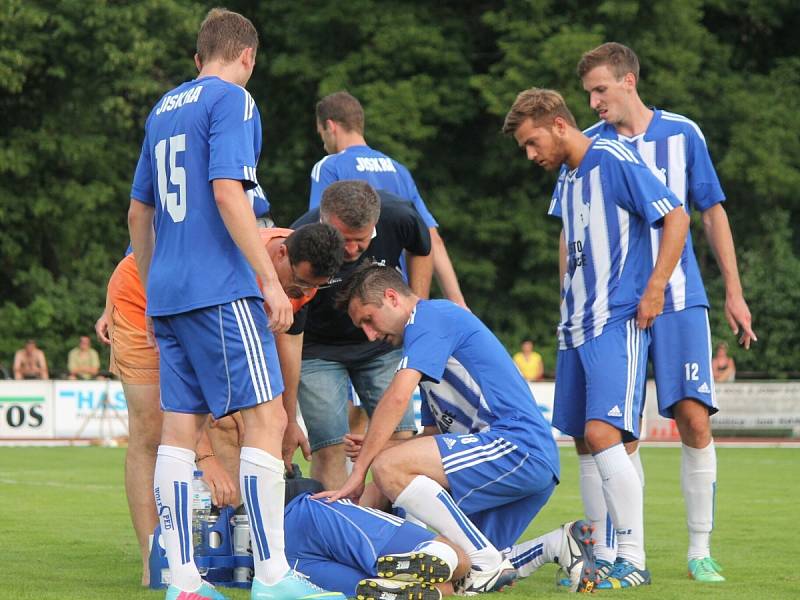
left=309, top=145, right=438, bottom=228
left=108, top=229, right=308, bottom=333
left=130, top=76, right=265, bottom=316
left=548, top=138, right=682, bottom=349
left=405, top=300, right=559, bottom=473
left=291, top=192, right=431, bottom=363
left=576, top=110, right=724, bottom=313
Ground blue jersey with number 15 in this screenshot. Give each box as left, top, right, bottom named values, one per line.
left=131, top=76, right=266, bottom=316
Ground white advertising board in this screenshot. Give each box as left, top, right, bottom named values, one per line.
left=53, top=380, right=129, bottom=438
left=0, top=381, right=54, bottom=438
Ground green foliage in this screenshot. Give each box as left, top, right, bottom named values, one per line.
left=0, top=0, right=797, bottom=375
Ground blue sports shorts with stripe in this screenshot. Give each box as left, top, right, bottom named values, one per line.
left=153, top=297, right=284, bottom=419
left=284, top=493, right=435, bottom=595
left=434, top=430, right=557, bottom=549
left=648, top=306, right=718, bottom=418
left=553, top=317, right=649, bottom=440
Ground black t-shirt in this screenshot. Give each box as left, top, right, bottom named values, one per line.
left=290, top=191, right=431, bottom=363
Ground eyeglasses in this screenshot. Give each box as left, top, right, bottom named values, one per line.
left=290, top=266, right=336, bottom=291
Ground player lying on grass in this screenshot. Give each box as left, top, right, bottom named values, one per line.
left=315, top=263, right=600, bottom=593
left=284, top=474, right=596, bottom=598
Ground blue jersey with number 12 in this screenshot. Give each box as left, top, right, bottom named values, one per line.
left=131, top=76, right=266, bottom=316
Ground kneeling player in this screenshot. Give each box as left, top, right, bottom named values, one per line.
left=318, top=264, right=598, bottom=593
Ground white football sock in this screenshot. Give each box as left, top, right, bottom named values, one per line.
left=579, top=454, right=616, bottom=564
left=240, top=446, right=290, bottom=585
left=507, top=528, right=563, bottom=577
left=594, top=444, right=645, bottom=569
left=153, top=445, right=201, bottom=591
left=682, top=441, right=717, bottom=561
left=394, top=475, right=502, bottom=571
left=412, top=539, right=459, bottom=575
left=628, top=447, right=645, bottom=488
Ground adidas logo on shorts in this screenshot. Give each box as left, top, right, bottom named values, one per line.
left=698, top=382, right=711, bottom=394
left=444, top=438, right=457, bottom=450
left=607, top=405, right=622, bottom=417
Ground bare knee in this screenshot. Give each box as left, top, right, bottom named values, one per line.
left=674, top=399, right=711, bottom=448
left=311, top=444, right=346, bottom=489
left=371, top=450, right=408, bottom=501
left=584, top=420, right=622, bottom=454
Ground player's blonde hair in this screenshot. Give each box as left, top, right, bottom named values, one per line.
left=502, top=88, right=577, bottom=135
left=577, top=42, right=640, bottom=83
left=196, top=8, right=258, bottom=65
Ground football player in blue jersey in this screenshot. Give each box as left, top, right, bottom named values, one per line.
left=503, top=88, right=690, bottom=589
left=316, top=264, right=599, bottom=594
left=127, top=9, right=343, bottom=600
left=310, top=91, right=467, bottom=309
left=573, top=42, right=756, bottom=583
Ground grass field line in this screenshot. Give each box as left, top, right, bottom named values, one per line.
left=0, top=477, right=116, bottom=491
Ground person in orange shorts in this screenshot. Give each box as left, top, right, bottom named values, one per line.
left=95, top=223, right=343, bottom=585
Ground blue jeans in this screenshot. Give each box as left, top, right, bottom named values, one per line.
left=298, top=349, right=417, bottom=451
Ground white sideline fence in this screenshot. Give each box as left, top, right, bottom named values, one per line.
left=1, top=379, right=799, bottom=445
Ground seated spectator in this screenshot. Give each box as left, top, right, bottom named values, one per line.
left=512, top=338, right=544, bottom=382
left=67, top=335, right=101, bottom=380
left=13, top=339, right=49, bottom=380
left=712, top=342, right=736, bottom=382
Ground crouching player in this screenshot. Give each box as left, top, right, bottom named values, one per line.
left=318, top=264, right=599, bottom=593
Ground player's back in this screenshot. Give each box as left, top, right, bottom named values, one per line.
left=131, top=76, right=262, bottom=316
left=409, top=301, right=558, bottom=468
left=586, top=110, right=721, bottom=313
left=309, top=145, right=437, bottom=227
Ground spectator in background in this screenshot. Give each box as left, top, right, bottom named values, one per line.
left=13, top=339, right=49, bottom=380
left=712, top=342, right=736, bottom=382
left=67, top=335, right=100, bottom=380
left=513, top=339, right=544, bottom=382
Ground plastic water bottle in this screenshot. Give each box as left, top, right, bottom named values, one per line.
left=191, top=470, right=212, bottom=573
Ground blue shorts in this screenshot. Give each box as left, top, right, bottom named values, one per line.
left=153, top=298, right=284, bottom=419
left=649, top=307, right=717, bottom=418
left=298, top=349, right=416, bottom=452
left=553, top=318, right=649, bottom=440
left=284, top=494, right=434, bottom=595
left=435, top=430, right=557, bottom=549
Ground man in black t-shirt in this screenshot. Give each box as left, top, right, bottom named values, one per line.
left=289, top=180, right=432, bottom=488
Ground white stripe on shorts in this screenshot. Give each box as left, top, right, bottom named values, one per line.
left=230, top=300, right=267, bottom=404
left=445, top=443, right=518, bottom=475
left=442, top=439, right=518, bottom=474
left=240, top=300, right=274, bottom=399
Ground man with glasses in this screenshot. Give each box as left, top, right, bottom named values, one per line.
left=95, top=223, right=344, bottom=587
left=290, top=180, right=433, bottom=489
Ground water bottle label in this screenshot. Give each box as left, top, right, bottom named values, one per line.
left=192, top=492, right=212, bottom=510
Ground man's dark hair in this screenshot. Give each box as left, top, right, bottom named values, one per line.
left=335, top=263, right=412, bottom=312
left=284, top=223, right=345, bottom=279
left=320, top=180, right=381, bottom=229
left=316, top=91, right=365, bottom=134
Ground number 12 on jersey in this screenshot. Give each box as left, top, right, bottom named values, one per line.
left=155, top=134, right=187, bottom=223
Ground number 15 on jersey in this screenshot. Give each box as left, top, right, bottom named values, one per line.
left=155, top=134, right=187, bottom=223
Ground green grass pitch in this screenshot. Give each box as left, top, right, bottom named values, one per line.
left=0, top=446, right=797, bottom=599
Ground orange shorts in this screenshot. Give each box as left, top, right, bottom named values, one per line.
left=109, top=306, right=159, bottom=385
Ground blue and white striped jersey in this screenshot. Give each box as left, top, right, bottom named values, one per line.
left=400, top=301, right=559, bottom=470
left=309, top=145, right=437, bottom=228
left=581, top=109, right=724, bottom=313
left=548, top=138, right=682, bottom=349
left=419, top=357, right=491, bottom=434
left=131, top=76, right=266, bottom=316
